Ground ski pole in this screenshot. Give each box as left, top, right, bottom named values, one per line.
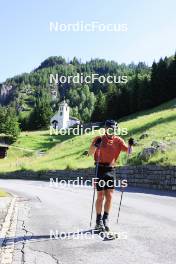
left=90, top=145, right=101, bottom=228
left=117, top=190, right=124, bottom=224
left=90, top=182, right=96, bottom=228
left=117, top=145, right=132, bottom=224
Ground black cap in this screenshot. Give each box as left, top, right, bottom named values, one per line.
left=105, top=120, right=117, bottom=129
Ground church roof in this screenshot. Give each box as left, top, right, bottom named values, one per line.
left=59, top=100, right=68, bottom=106
left=69, top=116, right=80, bottom=121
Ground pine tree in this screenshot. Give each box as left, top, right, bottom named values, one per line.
left=29, top=88, right=53, bottom=129
left=0, top=107, right=20, bottom=140
left=91, top=91, right=106, bottom=121
left=167, top=53, right=176, bottom=99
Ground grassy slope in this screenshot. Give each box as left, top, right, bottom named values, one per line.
left=0, top=99, right=176, bottom=172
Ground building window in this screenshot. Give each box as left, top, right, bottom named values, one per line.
left=60, top=112, right=63, bottom=116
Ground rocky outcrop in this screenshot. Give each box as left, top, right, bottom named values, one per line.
left=0, top=84, right=13, bottom=104
left=139, top=147, right=157, bottom=161
left=139, top=132, right=149, bottom=139
left=139, top=140, right=175, bottom=161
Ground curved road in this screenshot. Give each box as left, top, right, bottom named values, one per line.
left=0, top=179, right=176, bottom=264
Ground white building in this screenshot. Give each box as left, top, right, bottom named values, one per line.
left=50, top=100, right=80, bottom=129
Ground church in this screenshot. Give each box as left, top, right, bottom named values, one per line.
left=50, top=100, right=80, bottom=129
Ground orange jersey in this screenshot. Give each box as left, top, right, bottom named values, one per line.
left=92, top=135, right=128, bottom=165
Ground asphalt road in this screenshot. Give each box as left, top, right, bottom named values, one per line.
left=0, top=179, right=175, bottom=264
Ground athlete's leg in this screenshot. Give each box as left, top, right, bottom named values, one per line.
left=95, top=190, right=105, bottom=228
left=104, top=188, right=114, bottom=213
left=96, top=190, right=105, bottom=214
left=103, top=188, right=114, bottom=231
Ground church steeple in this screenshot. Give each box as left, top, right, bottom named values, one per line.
left=56, top=100, right=69, bottom=128
left=50, top=100, right=80, bottom=129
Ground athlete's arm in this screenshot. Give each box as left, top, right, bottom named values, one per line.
left=88, top=143, right=96, bottom=156
left=88, top=137, right=102, bottom=156
left=118, top=138, right=128, bottom=152
left=118, top=137, right=135, bottom=154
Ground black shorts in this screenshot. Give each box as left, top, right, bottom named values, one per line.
left=95, top=165, right=115, bottom=191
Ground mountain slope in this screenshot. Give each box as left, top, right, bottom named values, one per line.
left=0, top=99, right=175, bottom=173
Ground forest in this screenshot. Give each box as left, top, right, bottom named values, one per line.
left=0, top=54, right=175, bottom=137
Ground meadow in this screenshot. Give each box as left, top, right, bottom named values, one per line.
left=0, top=99, right=175, bottom=173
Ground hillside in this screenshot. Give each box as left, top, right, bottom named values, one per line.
left=0, top=57, right=144, bottom=122
left=1, top=54, right=175, bottom=127
left=0, top=98, right=175, bottom=173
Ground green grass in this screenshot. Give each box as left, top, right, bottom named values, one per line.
left=0, top=98, right=176, bottom=172
left=118, top=98, right=176, bottom=165
left=0, top=188, right=9, bottom=197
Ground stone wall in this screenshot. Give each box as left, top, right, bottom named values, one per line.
left=117, top=165, right=176, bottom=191
left=0, top=165, right=176, bottom=191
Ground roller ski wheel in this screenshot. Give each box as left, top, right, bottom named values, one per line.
left=103, top=231, right=118, bottom=240
left=99, top=229, right=118, bottom=240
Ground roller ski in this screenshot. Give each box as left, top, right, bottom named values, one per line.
left=94, top=226, right=118, bottom=240
left=102, top=218, right=118, bottom=240
left=100, top=230, right=118, bottom=240
left=94, top=218, right=118, bottom=240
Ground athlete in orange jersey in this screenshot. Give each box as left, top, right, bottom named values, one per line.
left=89, top=120, right=134, bottom=231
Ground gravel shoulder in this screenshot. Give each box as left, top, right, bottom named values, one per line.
left=0, top=196, right=12, bottom=232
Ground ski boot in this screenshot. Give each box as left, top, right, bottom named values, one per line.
left=102, top=213, right=118, bottom=239
left=103, top=212, right=110, bottom=232
left=95, top=214, right=104, bottom=232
